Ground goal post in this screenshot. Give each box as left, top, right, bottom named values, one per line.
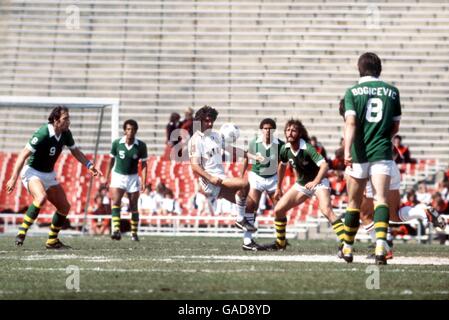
left=0, top=96, right=120, bottom=235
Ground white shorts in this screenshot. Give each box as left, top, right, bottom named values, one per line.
left=294, top=178, right=330, bottom=198
left=21, top=165, right=59, bottom=191
left=248, top=171, right=278, bottom=194
left=366, top=163, right=401, bottom=198
left=345, top=160, right=394, bottom=179
left=199, top=174, right=227, bottom=199
left=110, top=172, right=140, bottom=193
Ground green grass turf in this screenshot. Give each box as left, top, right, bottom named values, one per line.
left=0, top=235, right=448, bottom=300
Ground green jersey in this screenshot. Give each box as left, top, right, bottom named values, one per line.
left=26, top=124, right=75, bottom=173
left=110, top=137, right=148, bottom=175
left=248, top=136, right=285, bottom=178
left=279, top=139, right=326, bottom=186
left=344, top=76, right=402, bottom=163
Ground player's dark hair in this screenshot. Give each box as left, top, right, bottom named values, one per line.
left=284, top=119, right=310, bottom=142
left=194, top=105, right=218, bottom=122
left=48, top=106, right=69, bottom=124
left=123, top=119, right=138, bottom=131
left=259, top=118, right=276, bottom=129
left=339, top=99, right=345, bottom=119
left=358, top=52, right=382, bottom=78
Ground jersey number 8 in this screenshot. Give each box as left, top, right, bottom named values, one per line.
left=365, top=98, right=383, bottom=123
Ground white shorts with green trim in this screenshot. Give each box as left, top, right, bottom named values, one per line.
left=21, top=165, right=59, bottom=191
left=110, top=172, right=141, bottom=193
left=293, top=178, right=330, bottom=198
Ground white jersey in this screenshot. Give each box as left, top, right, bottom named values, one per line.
left=188, top=130, right=225, bottom=177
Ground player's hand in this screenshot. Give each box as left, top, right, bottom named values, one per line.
left=305, top=180, right=318, bottom=190
left=89, top=166, right=103, bottom=177
left=210, top=176, right=223, bottom=186
left=274, top=187, right=283, bottom=201
left=254, top=153, right=265, bottom=163
left=344, top=150, right=352, bottom=168
left=6, top=177, right=17, bottom=194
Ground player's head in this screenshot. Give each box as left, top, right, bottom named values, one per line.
left=358, top=52, right=382, bottom=78
left=259, top=118, right=276, bottom=142
left=339, top=99, right=345, bottom=119
left=284, top=119, right=310, bottom=143
left=48, top=106, right=70, bottom=131
left=123, top=119, right=138, bottom=140
left=194, top=105, right=218, bottom=132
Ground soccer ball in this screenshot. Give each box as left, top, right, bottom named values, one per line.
left=219, top=123, right=240, bottom=143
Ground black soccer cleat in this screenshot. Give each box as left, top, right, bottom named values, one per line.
left=242, top=240, right=266, bottom=252
left=15, top=234, right=26, bottom=247
left=45, top=239, right=72, bottom=250
left=261, top=240, right=287, bottom=251
left=111, top=230, right=122, bottom=241
left=425, top=207, right=447, bottom=229
left=337, top=242, right=344, bottom=259
left=375, top=255, right=387, bottom=265
left=342, top=246, right=353, bottom=263
left=235, top=217, right=257, bottom=232
left=131, top=234, right=139, bottom=242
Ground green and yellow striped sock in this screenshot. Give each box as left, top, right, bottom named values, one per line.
left=331, top=219, right=345, bottom=243
left=18, top=201, right=41, bottom=236
left=344, top=208, right=360, bottom=245
left=274, top=217, right=287, bottom=248
left=46, top=211, right=67, bottom=245
left=111, top=206, right=121, bottom=232
left=374, top=204, right=389, bottom=242
left=131, top=211, right=139, bottom=236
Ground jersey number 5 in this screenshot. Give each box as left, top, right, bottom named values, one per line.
left=365, top=98, right=383, bottom=123
left=119, top=150, right=125, bottom=159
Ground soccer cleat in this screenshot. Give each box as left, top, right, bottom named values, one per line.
left=242, top=240, right=266, bottom=251
left=131, top=234, right=139, bottom=242
left=337, top=242, right=344, bottom=259
left=425, top=207, right=447, bottom=229
left=235, top=217, right=257, bottom=232
left=385, top=249, right=394, bottom=260
left=111, top=230, right=122, bottom=241
left=15, top=234, right=26, bottom=246
left=374, top=244, right=387, bottom=265
left=342, top=246, right=353, bottom=263
left=45, top=239, right=72, bottom=250
left=261, top=240, right=287, bottom=251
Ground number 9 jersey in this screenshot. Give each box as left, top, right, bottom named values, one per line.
left=25, top=123, right=76, bottom=173
left=344, top=76, right=401, bottom=163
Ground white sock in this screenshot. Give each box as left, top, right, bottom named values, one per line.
left=235, top=194, right=246, bottom=222
left=398, top=206, right=427, bottom=222
left=243, top=213, right=255, bottom=245
left=364, top=222, right=376, bottom=243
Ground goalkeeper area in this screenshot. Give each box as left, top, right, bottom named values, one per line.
left=0, top=236, right=448, bottom=300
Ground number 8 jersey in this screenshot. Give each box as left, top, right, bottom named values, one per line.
left=26, top=123, right=76, bottom=173
left=344, top=76, right=402, bottom=163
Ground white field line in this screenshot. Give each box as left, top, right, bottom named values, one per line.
left=2, top=253, right=449, bottom=266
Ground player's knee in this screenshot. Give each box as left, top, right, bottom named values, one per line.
left=59, top=201, right=70, bottom=215
left=35, top=194, right=47, bottom=207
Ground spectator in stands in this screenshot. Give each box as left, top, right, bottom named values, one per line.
left=331, top=145, right=346, bottom=171
left=5, top=106, right=101, bottom=249
left=98, top=184, right=111, bottom=215
left=180, top=107, right=194, bottom=137
left=392, top=135, right=415, bottom=164
left=162, top=113, right=182, bottom=160
left=404, top=189, right=419, bottom=207
left=330, top=171, right=347, bottom=196
left=90, top=194, right=110, bottom=235
left=190, top=191, right=215, bottom=215
left=310, top=136, right=328, bottom=161
left=138, top=184, right=158, bottom=215
left=162, top=189, right=182, bottom=215
left=416, top=182, right=432, bottom=204
left=154, top=182, right=167, bottom=213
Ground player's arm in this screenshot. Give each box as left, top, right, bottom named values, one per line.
left=105, top=156, right=115, bottom=185
left=391, top=120, right=400, bottom=138
left=344, top=115, right=356, bottom=167
left=274, top=161, right=287, bottom=201
left=190, top=156, right=222, bottom=186
left=70, top=147, right=102, bottom=177
left=5, top=147, right=32, bottom=193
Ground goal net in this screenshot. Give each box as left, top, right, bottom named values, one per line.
left=0, top=96, right=119, bottom=234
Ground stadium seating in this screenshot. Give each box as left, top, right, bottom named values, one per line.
left=0, top=0, right=449, bottom=163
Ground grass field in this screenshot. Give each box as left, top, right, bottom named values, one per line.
left=0, top=235, right=448, bottom=300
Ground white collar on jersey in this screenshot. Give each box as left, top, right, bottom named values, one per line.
left=358, top=76, right=380, bottom=84
left=285, top=139, right=306, bottom=155
left=47, top=124, right=62, bottom=141
left=255, top=135, right=279, bottom=145
left=119, top=136, right=139, bottom=146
